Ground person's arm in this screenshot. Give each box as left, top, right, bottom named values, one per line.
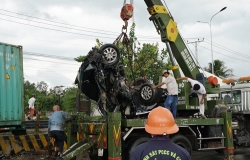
left=176, top=77, right=189, bottom=81
left=62, top=112, right=72, bottom=121
left=151, top=82, right=165, bottom=89
left=200, top=94, right=206, bottom=104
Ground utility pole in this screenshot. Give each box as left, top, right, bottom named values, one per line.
left=187, top=38, right=204, bottom=65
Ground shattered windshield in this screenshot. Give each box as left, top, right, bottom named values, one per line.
left=221, top=90, right=241, bottom=104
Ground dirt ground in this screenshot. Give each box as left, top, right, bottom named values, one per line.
left=0, top=151, right=90, bottom=160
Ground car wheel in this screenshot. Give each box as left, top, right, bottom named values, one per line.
left=99, top=44, right=120, bottom=66
left=132, top=78, right=147, bottom=86
left=139, top=83, right=153, bottom=103
left=139, top=83, right=163, bottom=105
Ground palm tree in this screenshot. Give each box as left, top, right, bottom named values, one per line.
left=204, top=59, right=234, bottom=78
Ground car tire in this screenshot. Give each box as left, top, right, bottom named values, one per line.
left=171, top=134, right=192, bottom=155
left=132, top=78, right=147, bottom=86
left=99, top=44, right=120, bottom=67
left=139, top=83, right=163, bottom=105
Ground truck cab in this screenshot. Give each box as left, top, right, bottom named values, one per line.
left=220, top=83, right=250, bottom=114
left=220, top=83, right=250, bottom=148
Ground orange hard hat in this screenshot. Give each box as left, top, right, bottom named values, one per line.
left=145, top=106, right=179, bottom=135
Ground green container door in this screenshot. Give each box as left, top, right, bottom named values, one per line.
left=0, top=42, right=24, bottom=125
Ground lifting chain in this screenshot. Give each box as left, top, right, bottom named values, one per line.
left=113, top=30, right=135, bottom=82
left=112, top=0, right=135, bottom=80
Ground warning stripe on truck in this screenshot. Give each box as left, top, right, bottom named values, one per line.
left=0, top=133, right=82, bottom=155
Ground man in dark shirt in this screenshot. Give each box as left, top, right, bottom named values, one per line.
left=130, top=106, right=191, bottom=160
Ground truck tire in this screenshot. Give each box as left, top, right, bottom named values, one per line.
left=12, top=129, right=26, bottom=135
left=99, top=44, right=120, bottom=67
left=125, top=137, right=150, bottom=159
left=214, top=149, right=223, bottom=154
left=171, top=134, right=192, bottom=155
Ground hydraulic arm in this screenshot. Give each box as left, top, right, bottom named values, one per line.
left=144, top=0, right=199, bottom=79
left=144, top=0, right=220, bottom=95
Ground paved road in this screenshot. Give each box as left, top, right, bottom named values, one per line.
left=192, top=148, right=250, bottom=160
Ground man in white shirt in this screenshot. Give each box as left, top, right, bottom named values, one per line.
left=152, top=70, right=178, bottom=118
left=28, top=94, right=36, bottom=120
left=176, top=77, right=206, bottom=118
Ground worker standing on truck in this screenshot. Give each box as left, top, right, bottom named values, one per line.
left=176, top=77, right=207, bottom=119
left=130, top=106, right=191, bottom=160
left=28, top=94, right=36, bottom=120
left=152, top=70, right=178, bottom=118
left=48, top=105, right=71, bottom=158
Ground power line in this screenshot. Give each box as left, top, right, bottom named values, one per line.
left=1, top=9, right=249, bottom=59
left=0, top=17, right=115, bottom=39
left=0, top=12, right=249, bottom=67
left=24, top=51, right=76, bottom=61
left=198, top=45, right=249, bottom=63
left=23, top=65, right=77, bottom=72
left=24, top=68, right=76, bottom=73
left=0, top=9, right=160, bottom=39
left=0, top=33, right=85, bottom=46
left=23, top=57, right=80, bottom=66
left=203, top=39, right=250, bottom=59
left=0, top=8, right=119, bottom=34
left=0, top=17, right=162, bottom=43
left=0, top=12, right=119, bottom=37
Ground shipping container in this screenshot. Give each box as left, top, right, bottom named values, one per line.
left=0, top=42, right=25, bottom=133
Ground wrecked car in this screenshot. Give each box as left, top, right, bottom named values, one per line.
left=75, top=44, right=165, bottom=117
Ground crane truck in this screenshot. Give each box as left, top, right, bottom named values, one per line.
left=60, top=0, right=246, bottom=160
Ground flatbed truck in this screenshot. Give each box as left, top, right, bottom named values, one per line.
left=60, top=0, right=243, bottom=160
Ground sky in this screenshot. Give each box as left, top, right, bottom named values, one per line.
left=1, top=0, right=250, bottom=89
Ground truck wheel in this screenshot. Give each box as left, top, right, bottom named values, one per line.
left=99, top=44, right=120, bottom=67
left=12, top=129, right=26, bottom=135
left=125, top=137, right=150, bottom=159
left=171, top=134, right=192, bottom=155
left=214, top=149, right=223, bottom=154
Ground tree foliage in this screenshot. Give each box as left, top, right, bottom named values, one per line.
left=204, top=59, right=234, bottom=78
left=61, top=87, right=78, bottom=112
left=24, top=80, right=78, bottom=113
